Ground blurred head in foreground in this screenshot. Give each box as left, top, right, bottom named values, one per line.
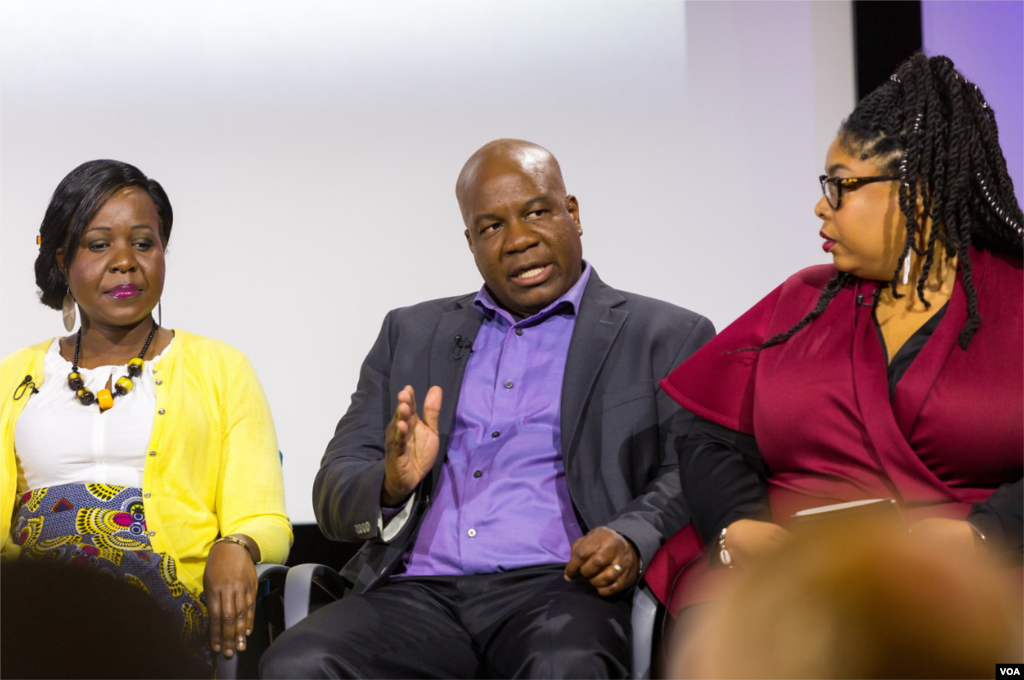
left=1, top=560, right=207, bottom=678
left=673, top=521, right=1023, bottom=679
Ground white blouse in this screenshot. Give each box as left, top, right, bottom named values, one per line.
left=13, top=337, right=172, bottom=492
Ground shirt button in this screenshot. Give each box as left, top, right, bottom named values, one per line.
left=155, top=379, right=163, bottom=385
left=148, top=451, right=157, bottom=456
left=144, top=492, right=151, bottom=498
left=467, top=528, right=477, bottom=538
left=158, top=409, right=166, bottom=415
left=515, top=328, right=523, bottom=336
left=504, top=380, right=513, bottom=389
left=491, top=431, right=500, bottom=438
left=473, top=470, right=482, bottom=478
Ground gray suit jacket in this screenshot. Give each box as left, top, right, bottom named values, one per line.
left=314, top=270, right=715, bottom=594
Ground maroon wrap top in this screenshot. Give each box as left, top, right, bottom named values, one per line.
left=647, top=247, right=1023, bottom=609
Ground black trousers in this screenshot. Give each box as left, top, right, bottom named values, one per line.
left=259, top=564, right=632, bottom=679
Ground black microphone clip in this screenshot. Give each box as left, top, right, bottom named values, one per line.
left=13, top=375, right=39, bottom=401
left=451, top=335, right=473, bottom=360
left=856, top=290, right=880, bottom=307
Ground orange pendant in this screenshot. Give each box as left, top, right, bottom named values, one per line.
left=97, top=389, right=114, bottom=411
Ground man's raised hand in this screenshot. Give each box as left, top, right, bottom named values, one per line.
left=382, top=385, right=442, bottom=507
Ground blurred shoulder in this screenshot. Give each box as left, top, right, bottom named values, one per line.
left=167, top=330, right=252, bottom=372
left=2, top=340, right=53, bottom=372
left=385, top=293, right=478, bottom=327
left=786, top=264, right=838, bottom=290
left=616, top=288, right=707, bottom=325
left=596, top=274, right=712, bottom=340
left=982, top=249, right=1023, bottom=284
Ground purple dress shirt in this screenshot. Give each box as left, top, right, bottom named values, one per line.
left=396, top=264, right=593, bottom=577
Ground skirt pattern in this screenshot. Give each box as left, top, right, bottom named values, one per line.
left=13, top=483, right=208, bottom=642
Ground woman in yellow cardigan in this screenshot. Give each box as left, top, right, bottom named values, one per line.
left=0, top=160, right=291, bottom=663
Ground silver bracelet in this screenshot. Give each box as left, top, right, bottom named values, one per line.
left=967, top=522, right=987, bottom=546
left=717, top=527, right=734, bottom=568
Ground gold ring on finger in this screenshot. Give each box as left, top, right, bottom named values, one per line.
left=610, top=563, right=623, bottom=574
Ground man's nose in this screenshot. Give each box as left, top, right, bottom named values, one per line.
left=503, top=218, right=539, bottom=254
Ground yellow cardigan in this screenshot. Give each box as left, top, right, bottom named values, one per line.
left=0, top=330, right=292, bottom=595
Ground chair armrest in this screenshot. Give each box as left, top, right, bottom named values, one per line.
left=631, top=583, right=660, bottom=680
left=283, top=563, right=349, bottom=630
left=255, top=563, right=289, bottom=582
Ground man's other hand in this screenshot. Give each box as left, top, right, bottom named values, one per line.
left=382, top=385, right=442, bottom=507
left=564, top=526, right=639, bottom=596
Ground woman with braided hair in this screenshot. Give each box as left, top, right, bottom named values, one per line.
left=651, top=54, right=1022, bottom=615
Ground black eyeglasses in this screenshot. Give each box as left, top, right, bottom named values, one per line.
left=819, top=174, right=900, bottom=210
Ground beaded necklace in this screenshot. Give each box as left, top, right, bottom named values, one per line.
left=68, top=321, right=158, bottom=411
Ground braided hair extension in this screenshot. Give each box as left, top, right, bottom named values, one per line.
left=752, top=54, right=1022, bottom=352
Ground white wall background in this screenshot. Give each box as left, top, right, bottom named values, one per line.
left=1, top=1, right=854, bottom=524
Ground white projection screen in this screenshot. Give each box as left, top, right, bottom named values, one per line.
left=1, top=1, right=855, bottom=523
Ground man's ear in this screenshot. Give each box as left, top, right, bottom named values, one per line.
left=566, top=195, right=582, bottom=234
left=464, top=228, right=474, bottom=254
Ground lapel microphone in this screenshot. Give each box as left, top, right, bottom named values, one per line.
left=856, top=290, right=880, bottom=307
left=13, top=375, right=39, bottom=400
left=451, top=335, right=473, bottom=360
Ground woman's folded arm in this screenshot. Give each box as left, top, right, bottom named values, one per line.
left=679, top=415, right=772, bottom=546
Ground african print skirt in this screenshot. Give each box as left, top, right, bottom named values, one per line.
left=13, top=483, right=209, bottom=645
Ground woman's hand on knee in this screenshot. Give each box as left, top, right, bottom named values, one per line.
left=722, top=519, right=790, bottom=568
left=204, top=535, right=258, bottom=658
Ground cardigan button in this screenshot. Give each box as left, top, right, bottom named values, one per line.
left=158, top=409, right=166, bottom=415
left=148, top=530, right=156, bottom=537
left=155, top=379, right=163, bottom=385
left=149, top=451, right=156, bottom=456
left=144, top=492, right=151, bottom=498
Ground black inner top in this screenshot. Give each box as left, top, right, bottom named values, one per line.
left=874, top=301, right=948, bottom=400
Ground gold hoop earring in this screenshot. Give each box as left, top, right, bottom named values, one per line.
left=62, top=287, right=77, bottom=332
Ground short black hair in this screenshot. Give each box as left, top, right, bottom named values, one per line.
left=34, top=160, right=173, bottom=310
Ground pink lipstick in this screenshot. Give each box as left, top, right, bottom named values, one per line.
left=109, top=284, right=140, bottom=299
left=820, top=231, right=836, bottom=253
